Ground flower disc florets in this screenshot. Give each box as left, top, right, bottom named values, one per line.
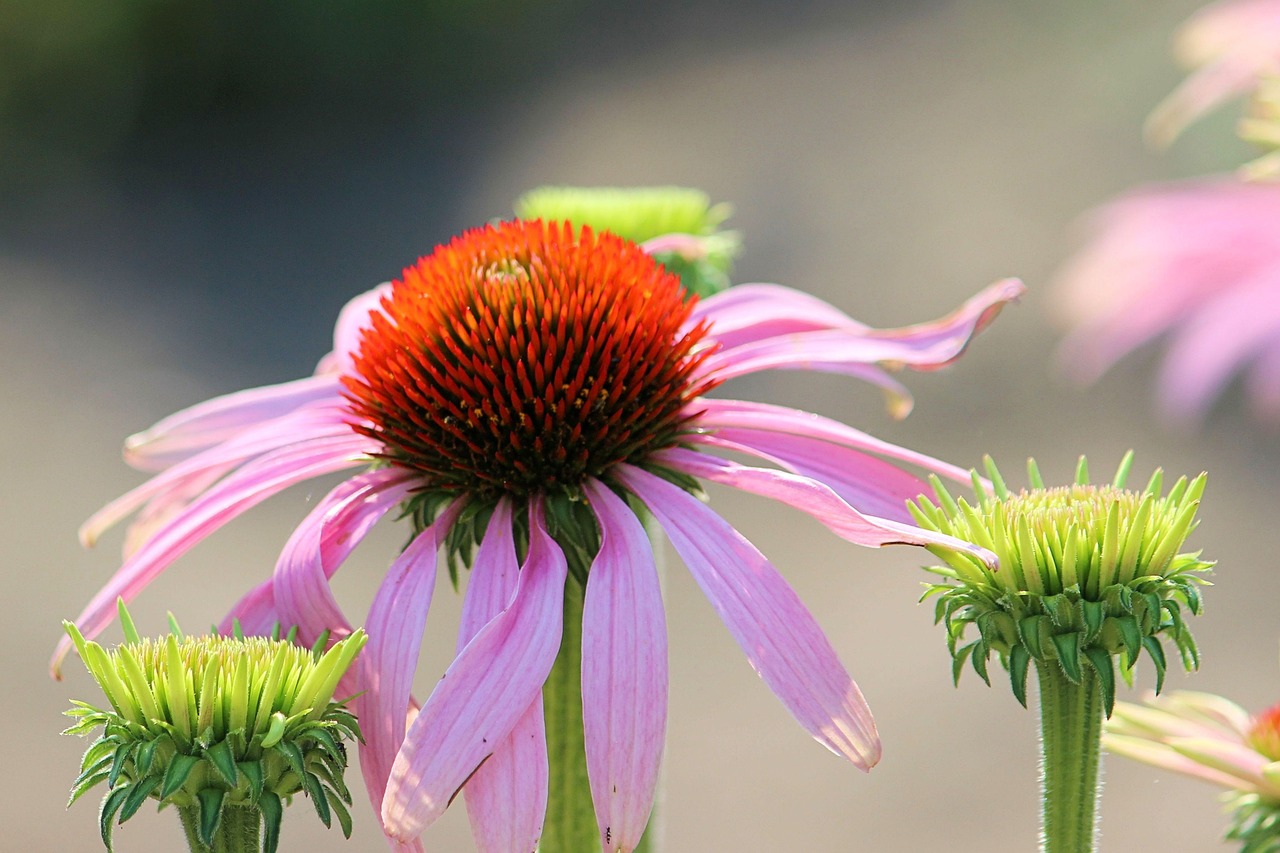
left=908, top=452, right=1213, bottom=713
left=344, top=219, right=717, bottom=500
left=63, top=603, right=365, bottom=852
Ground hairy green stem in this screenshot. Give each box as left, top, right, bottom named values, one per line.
left=177, top=804, right=261, bottom=853
left=1038, top=664, right=1104, bottom=853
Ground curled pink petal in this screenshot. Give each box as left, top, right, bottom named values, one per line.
left=122, top=374, right=344, bottom=471
left=316, top=284, right=394, bottom=375
left=582, top=479, right=668, bottom=853
left=688, top=283, right=869, bottom=349
left=52, top=434, right=373, bottom=677
left=357, top=502, right=461, bottom=850
left=383, top=503, right=568, bottom=842
left=616, top=464, right=880, bottom=770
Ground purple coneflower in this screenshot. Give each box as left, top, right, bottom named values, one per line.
left=60, top=219, right=1022, bottom=851
left=1053, top=179, right=1280, bottom=424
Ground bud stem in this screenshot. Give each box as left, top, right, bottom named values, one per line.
left=177, top=804, right=261, bottom=853
left=1038, top=664, right=1104, bottom=853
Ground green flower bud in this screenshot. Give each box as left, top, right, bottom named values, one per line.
left=514, top=185, right=740, bottom=297
left=908, top=452, right=1213, bottom=715
left=63, top=601, right=365, bottom=853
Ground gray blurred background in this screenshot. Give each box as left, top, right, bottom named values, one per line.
left=5, top=0, right=1273, bottom=850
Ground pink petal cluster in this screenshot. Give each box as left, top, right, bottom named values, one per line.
left=1146, top=0, right=1280, bottom=148
left=1053, top=179, right=1280, bottom=423
left=60, top=241, right=1023, bottom=851
left=1106, top=690, right=1280, bottom=798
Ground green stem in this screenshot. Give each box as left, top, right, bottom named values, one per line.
left=1037, top=663, right=1104, bottom=853
left=177, top=804, right=262, bottom=853
left=542, top=574, right=597, bottom=853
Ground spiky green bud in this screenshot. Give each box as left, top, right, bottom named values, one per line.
left=63, top=601, right=365, bottom=852
left=908, top=452, right=1213, bottom=715
left=514, top=185, right=739, bottom=297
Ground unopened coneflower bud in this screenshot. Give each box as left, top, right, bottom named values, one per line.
left=63, top=601, right=365, bottom=853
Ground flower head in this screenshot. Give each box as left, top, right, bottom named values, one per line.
left=1053, top=179, right=1280, bottom=424
left=64, top=601, right=365, bottom=852
left=1107, top=690, right=1280, bottom=850
left=60, top=213, right=1023, bottom=851
left=910, top=453, right=1212, bottom=713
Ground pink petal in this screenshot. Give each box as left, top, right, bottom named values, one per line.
left=357, top=502, right=462, bottom=849
left=273, top=468, right=419, bottom=645
left=218, top=579, right=279, bottom=637
left=1146, top=55, right=1267, bottom=148
left=383, top=503, right=568, bottom=842
left=315, top=284, right=394, bottom=376
left=689, top=428, right=931, bottom=522
left=614, top=464, right=881, bottom=771
left=122, top=374, right=344, bottom=471
left=581, top=479, right=668, bottom=853
left=653, top=446, right=995, bottom=562
left=691, top=398, right=975, bottom=486
left=698, top=278, right=1024, bottom=382
left=457, top=500, right=549, bottom=853
left=81, top=404, right=354, bottom=548
left=52, top=434, right=373, bottom=677
left=1103, top=734, right=1255, bottom=791
left=688, top=283, right=869, bottom=349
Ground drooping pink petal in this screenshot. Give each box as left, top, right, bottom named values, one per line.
left=653, top=447, right=995, bottom=563
left=122, top=374, right=344, bottom=471
left=357, top=502, right=461, bottom=852
left=315, top=284, right=394, bottom=376
left=691, top=398, right=975, bottom=486
left=383, top=503, right=568, bottom=843
left=1104, top=734, right=1256, bottom=791
left=1146, top=54, right=1268, bottom=148
left=1167, top=736, right=1272, bottom=787
left=51, top=434, right=374, bottom=677
left=581, top=479, right=668, bottom=853
left=457, top=500, right=549, bottom=853
left=688, top=428, right=931, bottom=522
left=1245, top=334, right=1280, bottom=418
left=697, top=278, right=1024, bottom=382
left=614, top=464, right=880, bottom=771
left=81, top=403, right=354, bottom=548
left=219, top=579, right=280, bottom=637
left=273, top=468, right=419, bottom=645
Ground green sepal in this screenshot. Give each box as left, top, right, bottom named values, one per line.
left=206, top=738, right=239, bottom=787
left=239, top=760, right=265, bottom=803
left=952, top=642, right=976, bottom=686
left=303, top=771, right=332, bottom=827
left=311, top=760, right=351, bottom=804
left=68, top=769, right=112, bottom=808
left=196, top=787, right=225, bottom=847
left=1084, top=647, right=1116, bottom=718
left=99, top=786, right=129, bottom=852
left=1018, top=616, right=1046, bottom=659
left=159, top=753, right=201, bottom=800
left=1009, top=644, right=1031, bottom=708
left=970, top=642, right=991, bottom=686
left=134, top=738, right=159, bottom=777
left=1051, top=633, right=1082, bottom=683
left=107, top=741, right=134, bottom=789
left=1080, top=599, right=1105, bottom=641
left=259, top=791, right=283, bottom=853
left=274, top=739, right=306, bottom=781
left=1143, top=635, right=1168, bottom=693
left=118, top=774, right=161, bottom=822
left=325, top=787, right=354, bottom=838
left=305, top=725, right=343, bottom=762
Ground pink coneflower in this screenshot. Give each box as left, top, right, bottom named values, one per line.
left=1107, top=690, right=1280, bottom=848
left=1145, top=0, right=1280, bottom=149
left=1053, top=178, right=1280, bottom=424
left=59, top=219, right=1023, bottom=851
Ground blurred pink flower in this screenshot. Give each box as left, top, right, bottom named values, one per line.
left=59, top=219, right=1022, bottom=851
left=1146, top=0, right=1280, bottom=148
left=1053, top=178, right=1280, bottom=423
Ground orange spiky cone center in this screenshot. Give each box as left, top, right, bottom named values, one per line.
left=343, top=219, right=718, bottom=498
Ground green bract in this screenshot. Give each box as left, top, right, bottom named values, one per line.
left=908, top=452, right=1213, bottom=715
left=63, top=602, right=365, bottom=853
left=514, top=185, right=740, bottom=298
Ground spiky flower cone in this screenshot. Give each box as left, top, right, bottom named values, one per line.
left=909, top=452, right=1214, bottom=853
left=63, top=602, right=365, bottom=853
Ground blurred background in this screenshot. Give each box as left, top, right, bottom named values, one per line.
left=4, top=0, right=1272, bottom=850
